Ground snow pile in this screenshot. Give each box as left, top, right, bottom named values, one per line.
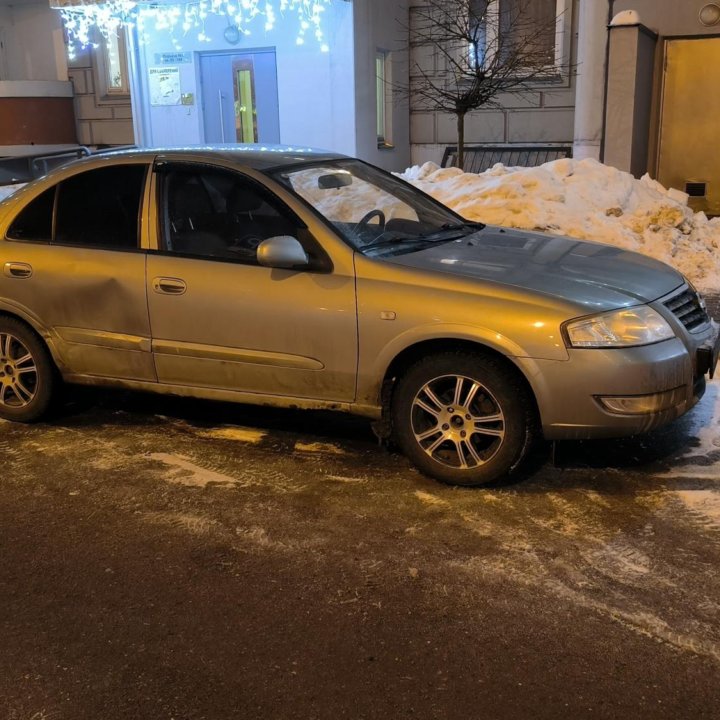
left=287, top=166, right=415, bottom=223
left=400, top=158, right=720, bottom=293
left=0, top=184, right=23, bottom=202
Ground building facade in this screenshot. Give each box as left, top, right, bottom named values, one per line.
left=604, top=0, right=720, bottom=214
left=1, top=0, right=411, bottom=172
left=409, top=0, right=580, bottom=168
left=2, top=0, right=720, bottom=200
left=0, top=0, right=75, bottom=152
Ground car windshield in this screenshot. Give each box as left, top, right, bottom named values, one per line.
left=270, top=159, right=482, bottom=257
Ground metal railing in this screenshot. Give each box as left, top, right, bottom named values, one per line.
left=441, top=144, right=573, bottom=173
left=0, top=146, right=93, bottom=186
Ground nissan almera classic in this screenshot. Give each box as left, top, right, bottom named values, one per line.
left=0, top=147, right=717, bottom=486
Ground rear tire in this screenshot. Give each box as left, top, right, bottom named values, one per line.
left=391, top=351, right=534, bottom=487
left=0, top=318, right=56, bottom=422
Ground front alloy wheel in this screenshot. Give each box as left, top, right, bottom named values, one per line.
left=392, top=352, right=533, bottom=486
left=411, top=373, right=506, bottom=470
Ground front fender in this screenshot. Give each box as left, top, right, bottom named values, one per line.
left=356, top=321, right=568, bottom=408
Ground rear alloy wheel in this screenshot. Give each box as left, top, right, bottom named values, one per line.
left=0, top=318, right=56, bottom=422
left=392, top=352, right=533, bottom=486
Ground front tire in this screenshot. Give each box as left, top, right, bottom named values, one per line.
left=391, top=351, right=534, bottom=487
left=0, top=318, right=56, bottom=422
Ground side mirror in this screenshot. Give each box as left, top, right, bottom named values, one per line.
left=318, top=173, right=352, bottom=189
left=257, top=236, right=310, bottom=269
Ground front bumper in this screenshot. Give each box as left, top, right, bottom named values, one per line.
left=697, top=325, right=720, bottom=378
left=518, top=324, right=718, bottom=440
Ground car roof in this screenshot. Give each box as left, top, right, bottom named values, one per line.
left=0, top=145, right=351, bottom=212
left=86, top=145, right=347, bottom=171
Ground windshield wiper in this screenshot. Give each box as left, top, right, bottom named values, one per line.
left=360, top=222, right=485, bottom=253
left=362, top=235, right=460, bottom=255
left=443, top=221, right=485, bottom=231
left=416, top=222, right=483, bottom=242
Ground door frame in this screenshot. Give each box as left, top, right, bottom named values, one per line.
left=656, top=34, right=720, bottom=215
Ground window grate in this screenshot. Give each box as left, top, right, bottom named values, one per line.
left=664, top=288, right=709, bottom=331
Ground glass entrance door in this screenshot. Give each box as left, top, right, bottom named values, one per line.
left=200, top=50, right=280, bottom=144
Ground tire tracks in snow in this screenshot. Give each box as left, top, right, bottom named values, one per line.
left=412, top=481, right=720, bottom=665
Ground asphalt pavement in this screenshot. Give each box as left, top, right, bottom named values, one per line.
left=1, top=373, right=719, bottom=719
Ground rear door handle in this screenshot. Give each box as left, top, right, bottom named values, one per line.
left=3, top=262, right=33, bottom=279
left=152, top=277, right=187, bottom=295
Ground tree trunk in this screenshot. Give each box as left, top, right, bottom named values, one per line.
left=456, top=112, right=466, bottom=171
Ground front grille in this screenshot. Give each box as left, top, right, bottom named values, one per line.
left=664, top=287, right=710, bottom=331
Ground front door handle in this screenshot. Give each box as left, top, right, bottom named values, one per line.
left=3, top=262, right=33, bottom=279
left=152, top=277, right=187, bottom=295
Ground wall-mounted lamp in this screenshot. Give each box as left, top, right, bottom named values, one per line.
left=224, top=24, right=240, bottom=44
left=699, top=3, right=720, bottom=26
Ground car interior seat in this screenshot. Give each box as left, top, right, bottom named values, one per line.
left=167, top=173, right=227, bottom=256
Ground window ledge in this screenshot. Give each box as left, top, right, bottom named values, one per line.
left=377, top=142, right=395, bottom=150
left=95, top=93, right=132, bottom=107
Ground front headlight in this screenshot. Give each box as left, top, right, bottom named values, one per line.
left=564, top=306, right=675, bottom=348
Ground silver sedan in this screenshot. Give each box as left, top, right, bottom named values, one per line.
left=0, top=147, right=718, bottom=486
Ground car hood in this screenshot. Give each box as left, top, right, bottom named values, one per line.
left=386, top=225, right=684, bottom=311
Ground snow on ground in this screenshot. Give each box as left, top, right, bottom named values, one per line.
left=658, top=383, right=720, bottom=526
left=400, top=158, right=720, bottom=294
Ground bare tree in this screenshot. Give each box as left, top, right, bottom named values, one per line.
left=405, top=0, right=566, bottom=170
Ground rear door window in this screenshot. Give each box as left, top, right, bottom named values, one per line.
left=6, top=187, right=55, bottom=242
left=6, top=165, right=148, bottom=249
left=55, top=165, right=147, bottom=249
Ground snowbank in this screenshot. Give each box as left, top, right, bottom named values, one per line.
left=399, top=158, right=720, bottom=294
left=0, top=184, right=23, bottom=202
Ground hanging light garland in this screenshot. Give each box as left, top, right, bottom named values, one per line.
left=58, top=0, right=332, bottom=59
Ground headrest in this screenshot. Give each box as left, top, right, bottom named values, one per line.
left=227, top=185, right=264, bottom=214
left=171, top=175, right=213, bottom=216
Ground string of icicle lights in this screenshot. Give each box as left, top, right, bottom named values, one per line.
left=59, top=0, right=331, bottom=58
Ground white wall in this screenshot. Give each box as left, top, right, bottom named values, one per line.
left=0, top=1, right=67, bottom=81
left=134, top=3, right=356, bottom=154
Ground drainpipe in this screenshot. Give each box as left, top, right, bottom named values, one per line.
left=126, top=24, right=149, bottom=147
left=599, top=0, right=617, bottom=162
left=572, top=0, right=611, bottom=161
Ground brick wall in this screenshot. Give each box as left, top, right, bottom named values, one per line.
left=67, top=46, right=134, bottom=147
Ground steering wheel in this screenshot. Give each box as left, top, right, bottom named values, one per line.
left=352, top=209, right=386, bottom=237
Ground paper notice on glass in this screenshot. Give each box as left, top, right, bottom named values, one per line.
left=149, top=66, right=181, bottom=106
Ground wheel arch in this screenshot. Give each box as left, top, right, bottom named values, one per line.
left=0, top=310, right=60, bottom=422
left=0, top=305, right=62, bottom=368
left=371, top=337, right=541, bottom=440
